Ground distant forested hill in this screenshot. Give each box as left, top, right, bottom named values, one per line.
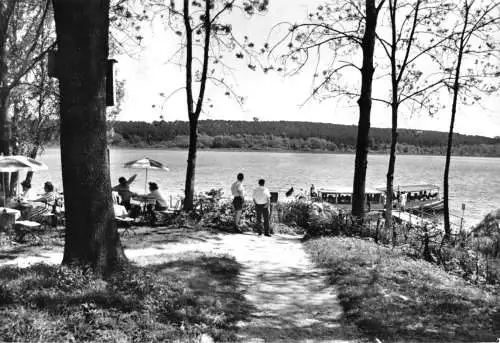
left=110, top=120, right=500, bottom=156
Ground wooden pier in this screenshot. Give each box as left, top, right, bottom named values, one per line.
left=391, top=210, right=434, bottom=226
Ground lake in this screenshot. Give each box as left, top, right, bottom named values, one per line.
left=29, top=148, right=500, bottom=227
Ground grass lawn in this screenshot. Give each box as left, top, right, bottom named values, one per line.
left=0, top=226, right=253, bottom=342
left=305, top=236, right=500, bottom=342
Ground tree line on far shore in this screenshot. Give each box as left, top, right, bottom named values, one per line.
left=110, top=120, right=500, bottom=157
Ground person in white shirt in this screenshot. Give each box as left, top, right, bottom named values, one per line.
left=231, top=173, right=245, bottom=231
left=252, top=178, right=271, bottom=236
left=400, top=192, right=407, bottom=211
left=138, top=182, right=168, bottom=211
left=19, top=180, right=34, bottom=201
left=144, top=182, right=168, bottom=210
left=136, top=182, right=168, bottom=225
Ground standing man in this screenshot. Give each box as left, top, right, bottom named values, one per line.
left=400, top=192, right=407, bottom=211
left=252, top=179, right=271, bottom=236
left=231, top=173, right=245, bottom=231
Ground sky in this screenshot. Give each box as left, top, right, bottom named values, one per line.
left=115, top=0, right=500, bottom=138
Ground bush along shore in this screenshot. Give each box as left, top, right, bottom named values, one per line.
left=292, top=201, right=500, bottom=342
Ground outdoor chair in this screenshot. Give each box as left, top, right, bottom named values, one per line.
left=40, top=198, right=65, bottom=230
left=0, top=208, right=43, bottom=243
left=0, top=208, right=16, bottom=232
left=114, top=204, right=137, bottom=236
left=116, top=216, right=136, bottom=236
left=154, top=199, right=183, bottom=225
left=15, top=220, right=43, bottom=242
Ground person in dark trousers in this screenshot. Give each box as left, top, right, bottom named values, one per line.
left=231, top=172, right=245, bottom=232
left=252, top=178, right=271, bottom=236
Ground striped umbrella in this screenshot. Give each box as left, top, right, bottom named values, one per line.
left=0, top=155, right=48, bottom=172
left=123, top=157, right=169, bottom=193
left=0, top=155, right=49, bottom=206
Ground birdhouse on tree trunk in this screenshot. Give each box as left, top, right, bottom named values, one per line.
left=106, top=59, right=117, bottom=107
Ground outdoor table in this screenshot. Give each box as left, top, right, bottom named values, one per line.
left=130, top=196, right=157, bottom=224
left=14, top=201, right=32, bottom=217
left=130, top=199, right=141, bottom=206
left=132, top=196, right=156, bottom=211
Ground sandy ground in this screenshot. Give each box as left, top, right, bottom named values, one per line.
left=0, top=231, right=363, bottom=342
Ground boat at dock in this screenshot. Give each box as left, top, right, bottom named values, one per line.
left=375, top=184, right=444, bottom=213
left=315, top=183, right=444, bottom=213
left=316, top=187, right=385, bottom=211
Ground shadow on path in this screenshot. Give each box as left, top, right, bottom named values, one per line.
left=213, top=233, right=363, bottom=342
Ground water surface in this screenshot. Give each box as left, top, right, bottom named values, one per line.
left=31, top=148, right=500, bottom=226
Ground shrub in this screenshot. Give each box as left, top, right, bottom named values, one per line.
left=276, top=201, right=312, bottom=229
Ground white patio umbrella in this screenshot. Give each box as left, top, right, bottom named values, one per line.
left=0, top=155, right=49, bottom=206
left=123, top=157, right=169, bottom=193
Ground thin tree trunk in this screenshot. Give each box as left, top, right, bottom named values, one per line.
left=386, top=104, right=398, bottom=229
left=24, top=148, right=39, bottom=185
left=53, top=0, right=126, bottom=275
left=182, top=0, right=194, bottom=210
left=444, top=2, right=469, bottom=240
left=184, top=121, right=198, bottom=210
left=385, top=0, right=399, bottom=230
left=182, top=0, right=210, bottom=211
left=384, top=0, right=420, bottom=230
left=8, top=103, right=21, bottom=196
left=352, top=0, right=381, bottom=218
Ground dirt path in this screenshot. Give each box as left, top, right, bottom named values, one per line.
left=1, top=231, right=362, bottom=342
left=130, top=232, right=363, bottom=342
left=208, top=233, right=362, bottom=342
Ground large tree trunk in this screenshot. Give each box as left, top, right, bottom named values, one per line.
left=0, top=0, right=15, bottom=169
left=0, top=89, right=10, bottom=156
left=183, top=120, right=198, bottom=211
left=0, top=1, right=15, bottom=161
left=0, top=90, right=11, bottom=197
left=0, top=0, right=16, bottom=165
left=352, top=0, right=380, bottom=218
left=53, top=0, right=126, bottom=275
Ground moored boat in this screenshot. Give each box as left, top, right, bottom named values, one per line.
left=316, top=187, right=385, bottom=211
left=376, top=184, right=444, bottom=212
left=315, top=183, right=444, bottom=213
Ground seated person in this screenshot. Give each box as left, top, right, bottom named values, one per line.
left=112, top=174, right=137, bottom=211
left=9, top=181, right=35, bottom=209
left=26, top=181, right=57, bottom=222
left=20, top=180, right=34, bottom=201
left=310, top=184, right=318, bottom=198
left=295, top=188, right=306, bottom=201
left=140, top=182, right=168, bottom=211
